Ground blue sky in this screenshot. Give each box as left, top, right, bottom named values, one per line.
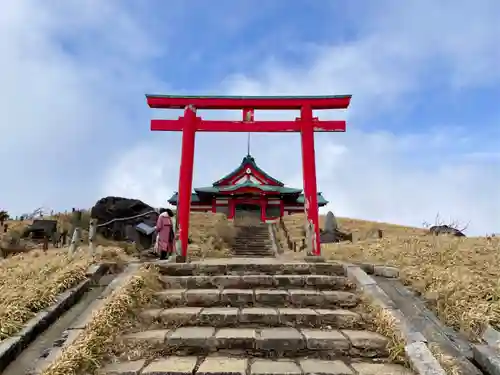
left=0, top=0, right=499, bottom=234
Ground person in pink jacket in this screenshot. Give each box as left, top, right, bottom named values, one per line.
left=155, top=208, right=175, bottom=260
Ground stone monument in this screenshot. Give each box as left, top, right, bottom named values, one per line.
left=325, top=211, right=338, bottom=231
left=320, top=211, right=352, bottom=243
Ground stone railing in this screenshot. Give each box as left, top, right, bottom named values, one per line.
left=268, top=223, right=283, bottom=255
left=276, top=217, right=301, bottom=252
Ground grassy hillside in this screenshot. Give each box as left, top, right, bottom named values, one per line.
left=283, top=213, right=499, bottom=342
left=3, top=210, right=498, bottom=342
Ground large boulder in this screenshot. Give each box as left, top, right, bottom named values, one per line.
left=90, top=196, right=162, bottom=249
left=319, top=228, right=353, bottom=243
left=429, top=225, right=466, bottom=237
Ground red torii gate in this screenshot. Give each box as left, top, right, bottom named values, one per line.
left=147, top=95, right=351, bottom=261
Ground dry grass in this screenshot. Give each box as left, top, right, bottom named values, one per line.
left=41, top=265, right=161, bottom=375
left=282, top=214, right=426, bottom=243
left=0, top=246, right=130, bottom=340
left=283, top=213, right=500, bottom=342
left=358, top=298, right=408, bottom=365
left=0, top=215, right=89, bottom=257
left=0, top=220, right=36, bottom=255
left=94, top=235, right=139, bottom=255
left=428, top=342, right=462, bottom=375
left=326, top=235, right=500, bottom=341
left=2, top=211, right=237, bottom=261
left=188, top=212, right=236, bottom=259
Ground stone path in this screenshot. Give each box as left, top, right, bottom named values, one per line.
left=375, top=276, right=482, bottom=375
left=99, top=259, right=414, bottom=375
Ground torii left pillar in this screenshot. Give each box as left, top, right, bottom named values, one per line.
left=176, top=105, right=197, bottom=262
left=147, top=95, right=351, bottom=262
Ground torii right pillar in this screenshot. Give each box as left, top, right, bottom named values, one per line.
left=299, top=104, right=322, bottom=256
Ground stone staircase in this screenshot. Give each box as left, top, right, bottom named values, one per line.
left=101, top=259, right=413, bottom=375
left=231, top=222, right=275, bottom=257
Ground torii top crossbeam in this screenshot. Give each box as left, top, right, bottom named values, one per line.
left=147, top=94, right=351, bottom=110
left=147, top=95, right=351, bottom=133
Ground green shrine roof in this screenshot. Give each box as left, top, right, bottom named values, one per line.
left=166, top=154, right=328, bottom=207
left=197, top=180, right=301, bottom=194
left=213, top=154, right=284, bottom=186
left=297, top=193, right=328, bottom=205
left=167, top=192, right=328, bottom=206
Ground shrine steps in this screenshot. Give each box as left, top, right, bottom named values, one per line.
left=231, top=250, right=275, bottom=257
left=99, top=260, right=412, bottom=375
left=231, top=223, right=275, bottom=257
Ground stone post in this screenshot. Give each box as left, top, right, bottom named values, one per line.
left=68, top=209, right=82, bottom=255
left=89, top=218, right=97, bottom=255
left=42, top=235, right=49, bottom=251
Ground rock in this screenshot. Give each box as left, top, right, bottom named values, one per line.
left=320, top=230, right=352, bottom=243
left=325, top=211, right=338, bottom=231
left=429, top=225, right=466, bottom=237
left=319, top=211, right=353, bottom=243
left=90, top=196, right=164, bottom=249
left=40, top=348, right=51, bottom=358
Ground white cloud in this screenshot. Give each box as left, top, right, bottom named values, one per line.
left=106, top=1, right=500, bottom=235
left=0, top=0, right=165, bottom=214
left=102, top=140, right=179, bottom=207
left=1, top=1, right=498, bottom=235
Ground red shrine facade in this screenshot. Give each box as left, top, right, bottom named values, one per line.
left=167, top=154, right=328, bottom=222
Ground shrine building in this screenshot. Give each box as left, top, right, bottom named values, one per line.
left=167, top=154, right=328, bottom=222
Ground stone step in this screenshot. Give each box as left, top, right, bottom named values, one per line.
left=233, top=246, right=270, bottom=249
left=155, top=289, right=360, bottom=308
left=236, top=231, right=268, bottom=233
left=232, top=250, right=272, bottom=254
left=231, top=251, right=273, bottom=254
left=139, top=307, right=363, bottom=329
left=232, top=253, right=274, bottom=258
left=231, top=251, right=274, bottom=256
left=236, top=235, right=269, bottom=238
left=236, top=227, right=268, bottom=229
left=99, top=356, right=413, bottom=375
left=234, top=238, right=269, bottom=241
left=235, top=235, right=269, bottom=238
left=154, top=262, right=345, bottom=276
left=232, top=251, right=273, bottom=255
left=234, top=240, right=270, bottom=244
left=118, top=327, right=389, bottom=358
left=232, top=245, right=272, bottom=249
left=233, top=244, right=270, bottom=246
left=232, top=245, right=272, bottom=248
left=232, top=246, right=272, bottom=249
left=159, top=275, right=353, bottom=290
left=235, top=230, right=269, bottom=233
